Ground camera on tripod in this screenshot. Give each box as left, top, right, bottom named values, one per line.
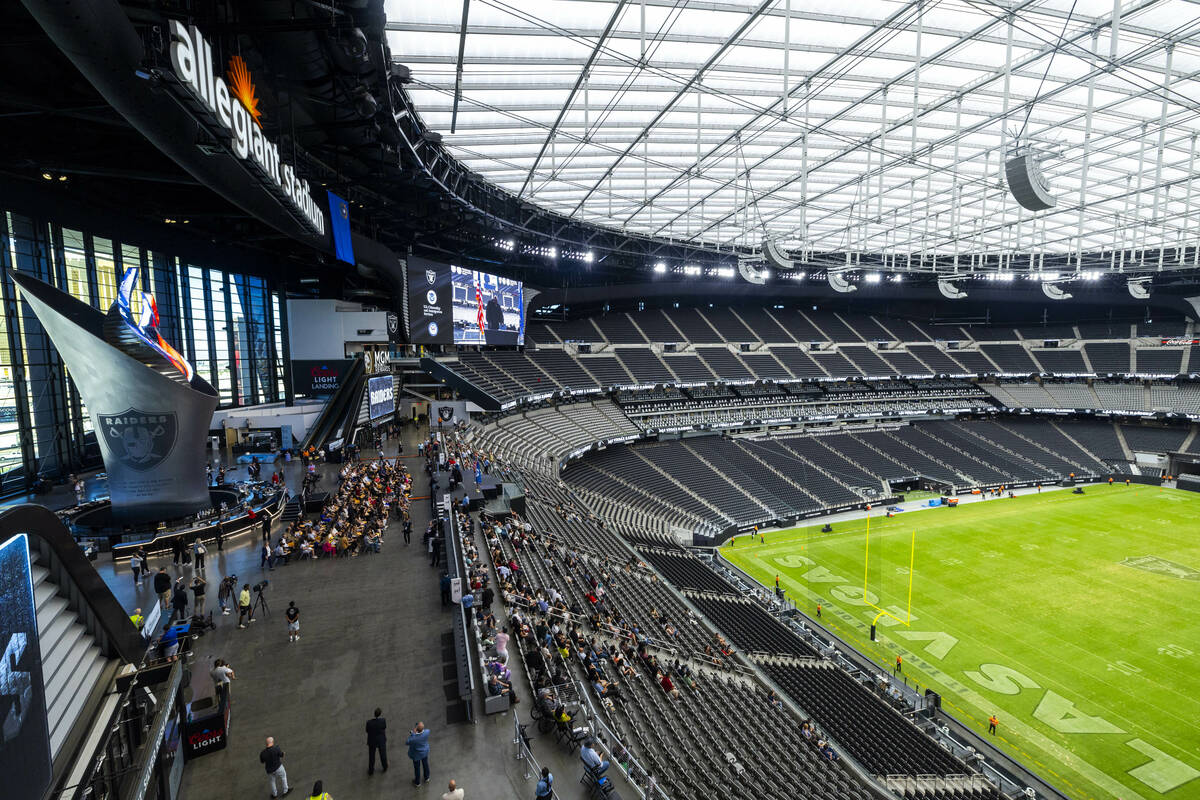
left=253, top=580, right=269, bottom=593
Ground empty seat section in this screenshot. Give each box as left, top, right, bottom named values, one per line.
left=617, top=348, right=675, bottom=383
left=1031, top=349, right=1087, bottom=374
left=594, top=312, right=646, bottom=343
left=879, top=350, right=930, bottom=375
left=527, top=349, right=597, bottom=389
left=1084, top=342, right=1131, bottom=373
left=695, top=347, right=754, bottom=381
left=771, top=346, right=827, bottom=378
left=1136, top=348, right=1182, bottom=375
left=949, top=350, right=997, bottom=373
left=578, top=356, right=634, bottom=386
left=1057, top=421, right=1125, bottom=463
left=762, top=662, right=966, bottom=777
left=665, top=308, right=724, bottom=343
left=907, top=345, right=967, bottom=374
left=736, top=307, right=794, bottom=342
left=813, top=351, right=862, bottom=378
left=631, top=309, right=685, bottom=343
left=979, top=344, right=1038, bottom=373
left=688, top=595, right=819, bottom=658
left=964, top=326, right=1017, bottom=342
left=701, top=307, right=756, bottom=342
left=997, top=420, right=1108, bottom=474
left=1017, top=324, right=1078, bottom=340
left=638, top=549, right=738, bottom=594
left=877, top=317, right=930, bottom=342
left=526, top=323, right=559, bottom=345
left=1121, top=425, right=1189, bottom=453
left=839, top=345, right=894, bottom=376
left=840, top=313, right=894, bottom=342
left=664, top=355, right=715, bottom=383
left=548, top=318, right=602, bottom=342
left=689, top=437, right=819, bottom=517
left=741, top=353, right=792, bottom=380
left=742, top=439, right=863, bottom=507
left=861, top=430, right=961, bottom=485
left=806, top=312, right=862, bottom=342
left=1076, top=322, right=1132, bottom=339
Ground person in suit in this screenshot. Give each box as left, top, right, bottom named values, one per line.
left=406, top=721, right=431, bottom=786
left=366, top=707, right=388, bottom=775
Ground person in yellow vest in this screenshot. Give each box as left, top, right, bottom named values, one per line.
left=308, top=780, right=332, bottom=800
left=130, top=608, right=144, bottom=631
left=988, top=714, right=998, bottom=735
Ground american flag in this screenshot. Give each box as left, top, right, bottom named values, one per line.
left=475, top=280, right=486, bottom=339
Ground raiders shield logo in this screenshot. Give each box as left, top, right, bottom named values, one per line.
left=439, top=406, right=456, bottom=423
left=426, top=269, right=437, bottom=285
left=387, top=312, right=399, bottom=335
left=99, top=409, right=178, bottom=471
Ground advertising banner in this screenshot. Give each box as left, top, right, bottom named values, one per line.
left=291, top=359, right=354, bottom=396
left=367, top=374, right=395, bottom=420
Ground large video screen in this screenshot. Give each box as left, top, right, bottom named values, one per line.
left=406, top=256, right=524, bottom=347
left=0, top=534, right=52, bottom=799
left=367, top=375, right=395, bottom=420
left=451, top=266, right=524, bottom=346
left=406, top=255, right=453, bottom=345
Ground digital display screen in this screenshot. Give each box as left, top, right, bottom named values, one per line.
left=0, top=534, right=52, bottom=799
left=406, top=255, right=453, bottom=345
left=367, top=375, right=395, bottom=420
left=451, top=266, right=524, bottom=346
left=407, top=256, right=524, bottom=347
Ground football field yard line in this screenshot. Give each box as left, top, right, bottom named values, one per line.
left=736, top=549, right=1155, bottom=800
left=721, top=487, right=1200, bottom=800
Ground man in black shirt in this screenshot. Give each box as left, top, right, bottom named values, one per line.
left=366, top=707, right=388, bottom=775
left=259, top=736, right=290, bottom=797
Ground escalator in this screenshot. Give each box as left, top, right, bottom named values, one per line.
left=301, top=356, right=366, bottom=452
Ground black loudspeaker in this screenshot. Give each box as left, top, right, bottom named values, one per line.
left=1005, top=152, right=1056, bottom=211
left=304, top=492, right=329, bottom=513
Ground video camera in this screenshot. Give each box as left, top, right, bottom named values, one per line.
left=253, top=580, right=269, bottom=593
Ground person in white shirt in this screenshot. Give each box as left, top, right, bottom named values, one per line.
left=441, top=778, right=464, bottom=800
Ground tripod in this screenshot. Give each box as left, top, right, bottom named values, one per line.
left=252, top=589, right=271, bottom=619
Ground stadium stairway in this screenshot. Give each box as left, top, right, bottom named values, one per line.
left=280, top=497, right=303, bottom=524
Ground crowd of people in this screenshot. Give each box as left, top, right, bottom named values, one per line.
left=267, top=457, right=412, bottom=563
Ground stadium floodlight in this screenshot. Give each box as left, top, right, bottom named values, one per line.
left=716, top=267, right=735, bottom=279
left=683, top=265, right=701, bottom=276
left=938, top=280, right=967, bottom=300
left=864, top=272, right=882, bottom=284
left=584, top=251, right=594, bottom=263
left=653, top=262, right=667, bottom=274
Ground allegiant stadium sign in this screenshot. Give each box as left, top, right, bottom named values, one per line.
left=167, top=21, right=326, bottom=235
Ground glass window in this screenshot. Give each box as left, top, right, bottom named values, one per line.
left=271, top=292, right=286, bottom=398
left=209, top=270, right=231, bottom=405
left=60, top=228, right=90, bottom=304
left=93, top=237, right=118, bottom=312
left=188, top=266, right=212, bottom=387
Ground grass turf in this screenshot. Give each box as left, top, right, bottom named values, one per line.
left=720, top=485, right=1200, bottom=800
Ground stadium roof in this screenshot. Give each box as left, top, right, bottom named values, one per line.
left=385, top=0, right=1200, bottom=273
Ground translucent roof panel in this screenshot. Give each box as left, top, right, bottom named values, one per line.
left=385, top=0, right=1200, bottom=261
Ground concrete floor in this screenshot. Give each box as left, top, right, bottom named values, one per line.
left=89, top=427, right=602, bottom=800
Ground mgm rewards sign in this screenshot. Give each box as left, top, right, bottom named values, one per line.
left=167, top=21, right=326, bottom=235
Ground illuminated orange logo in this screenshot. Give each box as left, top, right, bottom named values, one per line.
left=226, top=54, right=262, bottom=128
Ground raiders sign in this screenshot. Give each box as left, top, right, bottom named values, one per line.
left=99, top=409, right=178, bottom=471
left=439, top=406, right=456, bottom=423
left=426, top=269, right=437, bottom=285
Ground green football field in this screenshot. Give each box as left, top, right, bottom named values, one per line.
left=720, top=485, right=1200, bottom=800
